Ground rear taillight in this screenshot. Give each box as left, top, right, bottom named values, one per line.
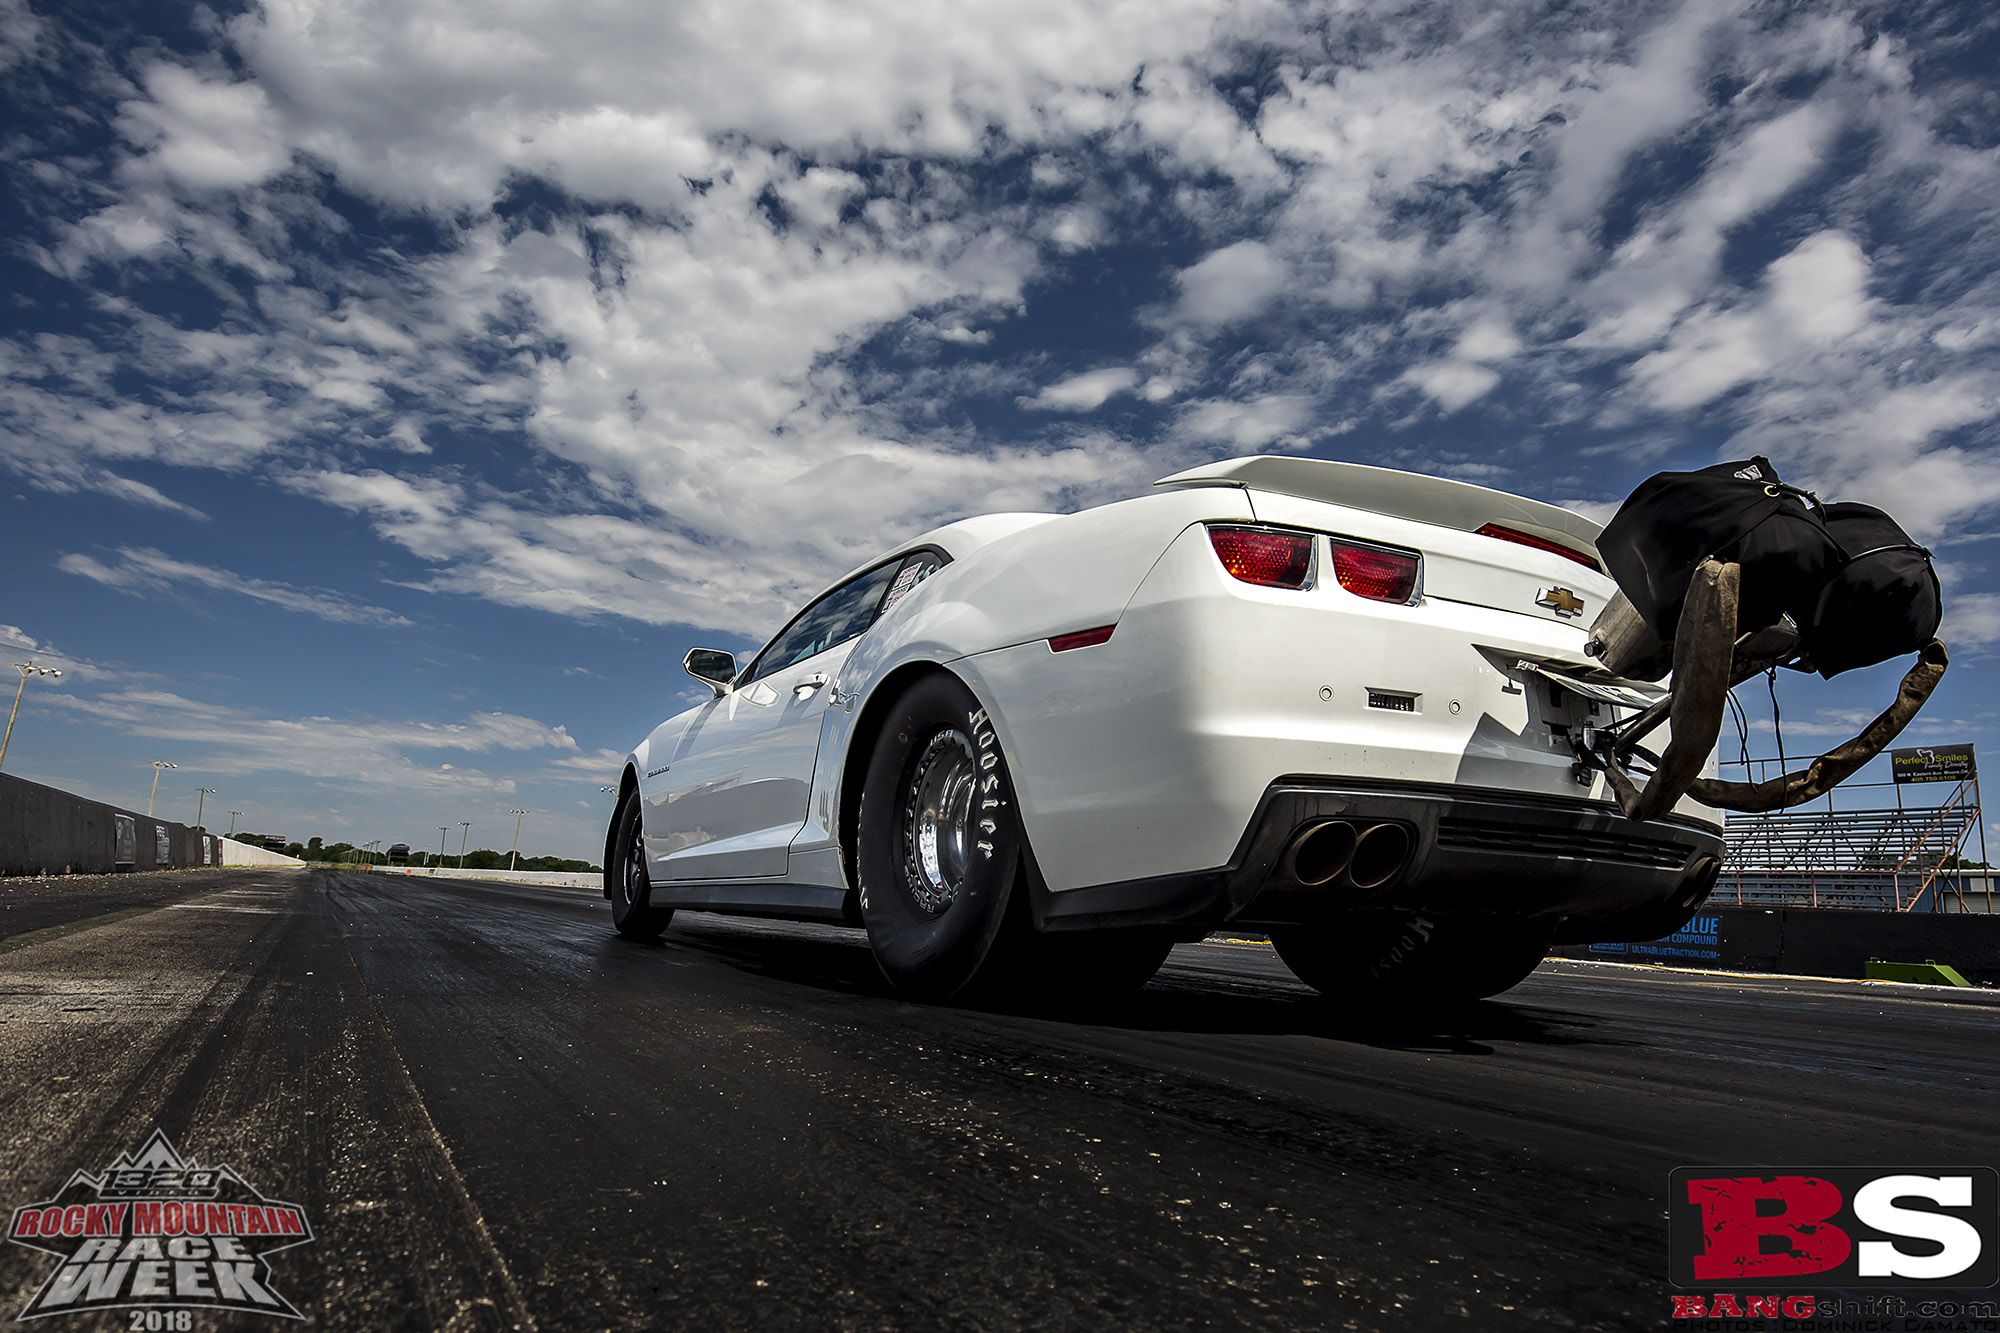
left=1328, top=539, right=1419, bottom=603
left=1474, top=523, right=1601, bottom=571
left=1207, top=526, right=1314, bottom=589
left=1049, top=625, right=1115, bottom=652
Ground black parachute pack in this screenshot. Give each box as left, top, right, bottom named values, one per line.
left=1582, top=456, right=1948, bottom=820
left=1594, top=456, right=1940, bottom=678
left=1804, top=502, right=1942, bottom=678
left=1596, top=456, right=1837, bottom=650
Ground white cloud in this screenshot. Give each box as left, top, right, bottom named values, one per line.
left=1454, top=319, right=1520, bottom=365
left=1174, top=393, right=1315, bottom=451
left=1401, top=314, right=1520, bottom=412
left=1543, top=0, right=1729, bottom=228
left=0, top=625, right=125, bottom=685
left=1763, top=230, right=1874, bottom=342
left=1170, top=240, right=1287, bottom=327
left=1628, top=231, right=1875, bottom=411
left=37, top=685, right=578, bottom=791
left=0, top=0, right=47, bottom=74
left=1403, top=361, right=1502, bottom=414
left=56, top=547, right=411, bottom=626
left=223, top=0, right=1260, bottom=211
left=1046, top=207, right=1104, bottom=253
left=117, top=65, right=291, bottom=191
left=1943, top=592, right=2000, bottom=651
left=3, top=0, right=1995, bottom=645
left=1020, top=368, right=1140, bottom=412
left=1575, top=103, right=1837, bottom=351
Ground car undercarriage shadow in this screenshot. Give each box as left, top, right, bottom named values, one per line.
left=612, top=915, right=1626, bottom=1053
left=1037, top=983, right=1622, bottom=1055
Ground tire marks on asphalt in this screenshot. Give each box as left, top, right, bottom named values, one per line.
left=0, top=873, right=531, bottom=1330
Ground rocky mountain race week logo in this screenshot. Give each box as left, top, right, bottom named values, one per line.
left=6, top=1128, right=313, bottom=1321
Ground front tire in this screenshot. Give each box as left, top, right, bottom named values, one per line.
left=609, top=787, right=672, bottom=941
left=1270, top=912, right=1551, bottom=1009
left=856, top=674, right=1023, bottom=1000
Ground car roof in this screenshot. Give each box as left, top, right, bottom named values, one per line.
left=809, top=512, right=1058, bottom=598
left=848, top=511, right=1059, bottom=574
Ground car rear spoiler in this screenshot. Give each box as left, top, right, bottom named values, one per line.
left=1155, top=455, right=1602, bottom=552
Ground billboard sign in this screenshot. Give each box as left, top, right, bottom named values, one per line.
left=1890, top=743, right=1976, bottom=785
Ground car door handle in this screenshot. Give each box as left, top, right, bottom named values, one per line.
left=793, top=673, right=830, bottom=699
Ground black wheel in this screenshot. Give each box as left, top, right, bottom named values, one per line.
left=856, top=674, right=1023, bottom=1000
left=609, top=786, right=672, bottom=941
left=1270, top=912, right=1551, bottom=1008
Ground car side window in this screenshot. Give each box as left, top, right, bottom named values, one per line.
left=745, top=560, right=904, bottom=683
left=878, top=551, right=945, bottom=617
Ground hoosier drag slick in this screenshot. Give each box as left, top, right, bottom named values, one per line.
left=606, top=456, right=1723, bottom=1004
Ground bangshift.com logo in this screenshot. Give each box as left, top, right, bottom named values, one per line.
left=6, top=1129, right=313, bottom=1321
left=1670, top=1168, right=2000, bottom=1287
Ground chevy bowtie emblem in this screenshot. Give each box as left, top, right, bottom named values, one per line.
left=1537, top=586, right=1585, bottom=618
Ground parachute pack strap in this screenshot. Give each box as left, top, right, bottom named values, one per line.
left=1605, top=558, right=1739, bottom=822
left=1840, top=542, right=1933, bottom=562
left=1771, top=481, right=1821, bottom=508
left=1686, top=638, right=1949, bottom=813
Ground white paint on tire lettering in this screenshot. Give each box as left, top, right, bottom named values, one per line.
left=1370, top=915, right=1436, bottom=979
left=968, top=708, right=1000, bottom=858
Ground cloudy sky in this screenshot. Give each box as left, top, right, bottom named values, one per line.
left=2, top=0, right=1996, bottom=862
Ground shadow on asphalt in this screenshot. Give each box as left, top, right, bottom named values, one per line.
left=600, top=917, right=1625, bottom=1055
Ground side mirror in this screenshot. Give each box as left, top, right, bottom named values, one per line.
left=684, top=648, right=737, bottom=696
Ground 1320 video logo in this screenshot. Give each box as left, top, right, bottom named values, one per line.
left=6, top=1128, right=313, bottom=1321
left=1670, top=1168, right=1999, bottom=1287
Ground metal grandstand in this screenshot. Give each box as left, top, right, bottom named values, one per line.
left=1720, top=755, right=1990, bottom=912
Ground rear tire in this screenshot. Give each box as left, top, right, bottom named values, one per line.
left=1271, top=912, right=1551, bottom=1008
left=609, top=787, right=672, bottom=941
left=856, top=674, right=1023, bottom=1000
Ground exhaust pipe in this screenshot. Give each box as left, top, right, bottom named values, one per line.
left=1284, top=821, right=1357, bottom=886
left=1348, top=823, right=1413, bottom=891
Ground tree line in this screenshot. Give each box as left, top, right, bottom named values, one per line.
left=241, top=835, right=600, bottom=874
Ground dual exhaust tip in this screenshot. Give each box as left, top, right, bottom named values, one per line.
left=1283, top=819, right=1413, bottom=892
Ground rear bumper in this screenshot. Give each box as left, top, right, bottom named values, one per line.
left=957, top=519, right=1719, bottom=898
left=1030, top=777, right=1723, bottom=937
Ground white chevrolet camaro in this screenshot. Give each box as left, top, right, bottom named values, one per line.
left=607, top=456, right=1724, bottom=1005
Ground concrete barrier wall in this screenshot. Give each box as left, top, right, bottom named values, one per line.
left=0, top=771, right=235, bottom=876
left=1558, top=906, right=2000, bottom=985
left=380, top=865, right=601, bottom=892
left=218, top=836, right=306, bottom=867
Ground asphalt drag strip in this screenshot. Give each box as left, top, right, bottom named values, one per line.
left=2, top=866, right=1996, bottom=1330
left=1, top=871, right=526, bottom=1330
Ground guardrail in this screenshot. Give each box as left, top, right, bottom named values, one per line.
left=1557, top=906, right=2000, bottom=984
left=375, top=865, right=602, bottom=892
left=0, top=771, right=247, bottom=875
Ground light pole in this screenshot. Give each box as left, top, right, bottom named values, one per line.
left=227, top=811, right=244, bottom=837
left=194, top=787, right=216, bottom=832
left=437, top=826, right=449, bottom=866
left=148, top=761, right=177, bottom=817
left=1, top=661, right=62, bottom=772
left=508, top=809, right=530, bottom=870
left=457, top=821, right=473, bottom=868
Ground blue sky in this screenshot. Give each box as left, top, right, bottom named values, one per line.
left=2, top=0, right=1996, bottom=863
